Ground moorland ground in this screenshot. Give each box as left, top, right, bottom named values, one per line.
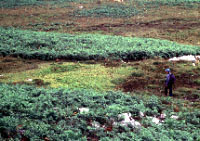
left=0, top=0, right=200, bottom=140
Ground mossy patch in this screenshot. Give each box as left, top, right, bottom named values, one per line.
left=0, top=61, right=134, bottom=91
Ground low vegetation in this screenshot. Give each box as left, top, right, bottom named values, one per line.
left=0, top=0, right=199, bottom=140
left=1, top=0, right=199, bottom=9
left=0, top=84, right=199, bottom=140
left=1, top=27, right=200, bottom=61
left=0, top=0, right=79, bottom=8
left=134, top=0, right=200, bottom=8
left=0, top=57, right=199, bottom=107
left=73, top=4, right=141, bottom=18
left=0, top=60, right=133, bottom=91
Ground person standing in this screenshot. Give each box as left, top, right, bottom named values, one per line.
left=165, top=68, right=175, bottom=96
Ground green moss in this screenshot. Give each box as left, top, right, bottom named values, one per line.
left=73, top=4, right=141, bottom=18
left=0, top=62, right=133, bottom=91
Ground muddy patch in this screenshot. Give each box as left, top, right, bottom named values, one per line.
left=12, top=79, right=50, bottom=87
left=118, top=60, right=200, bottom=102
left=75, top=18, right=200, bottom=33
left=0, top=56, right=40, bottom=73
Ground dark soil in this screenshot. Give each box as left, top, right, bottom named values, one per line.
left=0, top=56, right=41, bottom=73
left=76, top=18, right=200, bottom=31
left=117, top=60, right=200, bottom=102
left=0, top=56, right=199, bottom=103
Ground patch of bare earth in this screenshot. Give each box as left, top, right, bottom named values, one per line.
left=117, top=59, right=200, bottom=102
left=0, top=3, right=199, bottom=45
left=0, top=56, right=41, bottom=73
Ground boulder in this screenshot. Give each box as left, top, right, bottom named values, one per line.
left=78, top=107, right=89, bottom=114
left=118, top=113, right=141, bottom=128
left=169, top=55, right=200, bottom=62
left=171, top=115, right=179, bottom=120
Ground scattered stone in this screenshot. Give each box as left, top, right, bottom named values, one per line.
left=79, top=5, right=83, bottom=9
left=121, top=60, right=127, bottom=64
left=26, top=78, right=33, bottom=82
left=147, top=116, right=161, bottom=125
left=92, top=121, right=101, bottom=129
left=113, top=0, right=123, bottom=2
left=139, top=111, right=144, bottom=117
left=160, top=113, right=166, bottom=120
left=152, top=117, right=160, bottom=125
left=169, top=55, right=200, bottom=62
left=78, top=107, right=89, bottom=114
left=171, top=115, right=179, bottom=120
left=118, top=113, right=141, bottom=128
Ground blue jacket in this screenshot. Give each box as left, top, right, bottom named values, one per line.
left=166, top=73, right=171, bottom=86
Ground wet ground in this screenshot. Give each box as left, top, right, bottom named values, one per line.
left=1, top=56, right=199, bottom=103
left=0, top=3, right=199, bottom=45
left=0, top=56, right=41, bottom=73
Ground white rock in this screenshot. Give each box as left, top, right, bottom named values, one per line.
left=118, top=113, right=132, bottom=122
left=92, top=121, right=101, bottom=128
left=160, top=113, right=166, bottom=119
left=0, top=74, right=3, bottom=77
left=147, top=116, right=161, bottom=125
left=113, top=121, right=118, bottom=126
left=160, top=120, right=165, bottom=123
left=113, top=0, right=123, bottom=2
left=79, top=5, right=83, bottom=9
left=79, top=107, right=89, bottom=114
left=152, top=117, right=160, bottom=124
left=196, top=55, right=200, bottom=59
left=26, top=78, right=33, bottom=82
left=118, top=113, right=141, bottom=128
left=139, top=111, right=144, bottom=117
left=131, top=120, right=141, bottom=128
left=192, top=63, right=196, bottom=66
left=121, top=60, right=127, bottom=64
left=169, top=55, right=196, bottom=62
left=171, top=115, right=179, bottom=120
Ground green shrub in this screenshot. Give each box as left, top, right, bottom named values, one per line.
left=0, top=0, right=78, bottom=8
left=1, top=27, right=200, bottom=61
left=0, top=84, right=199, bottom=140
left=73, top=4, right=141, bottom=18
left=134, top=0, right=200, bottom=8
left=50, top=64, right=82, bottom=73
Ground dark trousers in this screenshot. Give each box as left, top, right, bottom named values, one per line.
left=165, top=85, right=173, bottom=96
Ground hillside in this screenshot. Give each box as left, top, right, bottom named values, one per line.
left=0, top=0, right=200, bottom=140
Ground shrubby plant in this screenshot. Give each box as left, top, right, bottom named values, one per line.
left=1, top=27, right=200, bottom=61
left=0, top=84, right=199, bottom=140
left=73, top=4, right=141, bottom=18
left=0, top=0, right=78, bottom=8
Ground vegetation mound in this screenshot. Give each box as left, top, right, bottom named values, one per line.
left=73, top=4, right=141, bottom=18
left=1, top=0, right=199, bottom=9
left=0, top=0, right=77, bottom=8
left=1, top=27, right=200, bottom=61
left=0, top=84, right=199, bottom=140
